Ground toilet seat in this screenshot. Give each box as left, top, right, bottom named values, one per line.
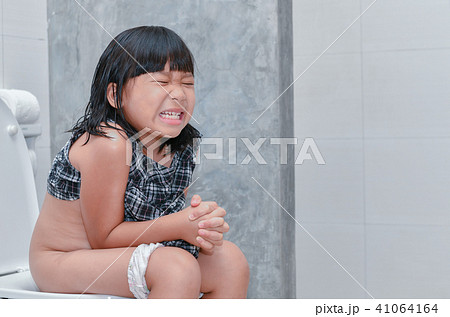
left=0, top=100, right=127, bottom=299
left=0, top=270, right=126, bottom=299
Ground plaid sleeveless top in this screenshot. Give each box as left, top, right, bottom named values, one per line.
left=47, top=132, right=199, bottom=258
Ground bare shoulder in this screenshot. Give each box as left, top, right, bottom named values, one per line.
left=69, top=123, right=131, bottom=171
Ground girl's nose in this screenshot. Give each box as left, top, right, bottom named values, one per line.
left=169, top=85, right=186, bottom=102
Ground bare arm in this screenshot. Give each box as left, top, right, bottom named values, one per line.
left=102, top=211, right=185, bottom=248
left=76, top=130, right=186, bottom=249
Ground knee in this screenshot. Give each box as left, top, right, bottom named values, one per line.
left=146, top=247, right=201, bottom=293
left=220, top=241, right=250, bottom=283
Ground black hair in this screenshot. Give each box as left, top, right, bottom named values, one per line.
left=68, top=25, right=201, bottom=153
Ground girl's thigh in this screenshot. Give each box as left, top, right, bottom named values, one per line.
left=32, top=247, right=136, bottom=298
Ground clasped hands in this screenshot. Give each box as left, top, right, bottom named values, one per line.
left=182, top=194, right=229, bottom=253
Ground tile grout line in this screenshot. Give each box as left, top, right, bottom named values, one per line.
left=1, top=0, right=4, bottom=87
left=359, top=0, right=369, bottom=299
left=293, top=45, right=450, bottom=58
left=297, top=221, right=450, bottom=228
left=2, top=34, right=47, bottom=41
left=301, top=136, right=450, bottom=141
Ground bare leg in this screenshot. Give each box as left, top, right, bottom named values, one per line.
left=197, top=240, right=249, bottom=299
left=31, top=245, right=203, bottom=299
left=31, top=247, right=137, bottom=297
left=145, top=247, right=201, bottom=299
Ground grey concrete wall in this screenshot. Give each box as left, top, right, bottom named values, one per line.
left=48, top=0, right=295, bottom=298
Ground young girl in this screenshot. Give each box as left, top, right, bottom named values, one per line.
left=29, top=26, right=249, bottom=299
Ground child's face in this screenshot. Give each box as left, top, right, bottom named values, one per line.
left=121, top=62, right=195, bottom=144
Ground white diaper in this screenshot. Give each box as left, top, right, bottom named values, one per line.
left=127, top=242, right=164, bottom=299
left=127, top=243, right=204, bottom=299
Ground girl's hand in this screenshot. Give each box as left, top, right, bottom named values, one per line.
left=189, top=196, right=230, bottom=250
left=196, top=206, right=229, bottom=252
left=180, top=201, right=228, bottom=252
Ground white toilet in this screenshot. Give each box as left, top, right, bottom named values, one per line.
left=0, top=99, right=126, bottom=299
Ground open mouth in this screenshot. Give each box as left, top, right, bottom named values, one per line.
left=159, top=110, right=184, bottom=125
left=159, top=111, right=183, bottom=120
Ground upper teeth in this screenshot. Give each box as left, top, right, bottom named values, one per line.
left=161, top=112, right=181, bottom=116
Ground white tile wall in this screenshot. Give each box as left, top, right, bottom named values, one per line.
left=296, top=139, right=364, bottom=224
left=3, top=36, right=50, bottom=144
left=293, top=0, right=361, bottom=56
left=294, top=0, right=450, bottom=298
left=296, top=223, right=367, bottom=298
left=361, top=0, right=450, bottom=52
left=294, top=53, right=362, bottom=139
left=0, top=8, right=3, bottom=88
left=365, top=138, right=450, bottom=226
left=2, top=0, right=47, bottom=40
left=1, top=0, right=50, bottom=207
left=363, top=49, right=450, bottom=138
left=366, top=224, right=450, bottom=298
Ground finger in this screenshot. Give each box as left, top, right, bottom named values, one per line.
left=189, top=202, right=221, bottom=221
left=203, top=201, right=219, bottom=213
left=198, top=229, right=223, bottom=241
left=198, top=234, right=223, bottom=248
left=190, top=194, right=202, bottom=207
left=197, top=207, right=226, bottom=225
left=199, top=222, right=230, bottom=234
left=223, top=221, right=230, bottom=232
left=211, top=207, right=226, bottom=217
left=198, top=221, right=230, bottom=233
left=197, top=207, right=226, bottom=220
left=208, top=201, right=219, bottom=209
left=196, top=236, right=214, bottom=250
left=198, top=217, right=225, bottom=229
left=217, top=221, right=229, bottom=233
left=205, top=238, right=223, bottom=247
left=188, top=198, right=204, bottom=221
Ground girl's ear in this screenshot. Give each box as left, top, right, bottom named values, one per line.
left=107, top=82, right=118, bottom=108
